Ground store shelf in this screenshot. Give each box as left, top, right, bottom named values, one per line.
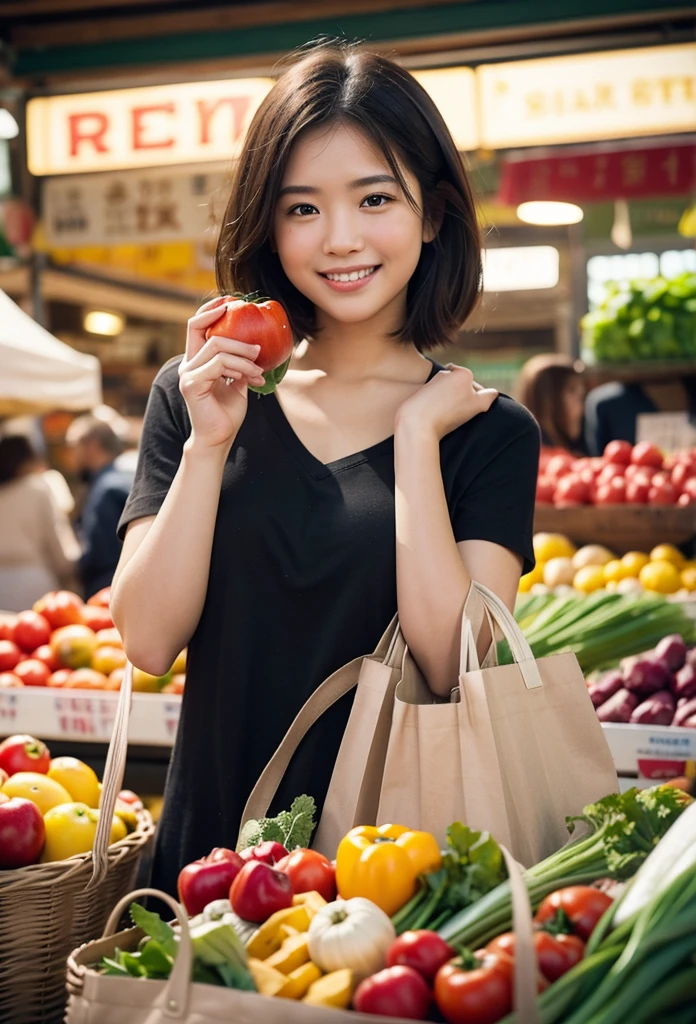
left=602, top=723, right=696, bottom=778
left=534, top=503, right=696, bottom=553
left=0, top=689, right=180, bottom=747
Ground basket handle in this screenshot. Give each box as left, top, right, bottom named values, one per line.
left=87, top=658, right=134, bottom=888
left=103, top=887, right=191, bottom=1019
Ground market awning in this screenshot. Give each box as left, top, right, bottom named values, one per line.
left=0, top=288, right=102, bottom=416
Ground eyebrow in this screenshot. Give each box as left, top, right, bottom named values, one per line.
left=277, top=174, right=398, bottom=198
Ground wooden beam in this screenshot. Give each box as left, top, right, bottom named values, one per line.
left=20, top=7, right=696, bottom=88
left=9, top=0, right=467, bottom=48
left=0, top=0, right=186, bottom=16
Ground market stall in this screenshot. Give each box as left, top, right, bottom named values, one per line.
left=0, top=289, right=101, bottom=417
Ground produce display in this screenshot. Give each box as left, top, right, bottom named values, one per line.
left=580, top=271, right=696, bottom=363
left=89, top=784, right=695, bottom=1022
left=510, top=589, right=695, bottom=674
left=0, top=731, right=142, bottom=868
left=536, top=442, right=696, bottom=509
left=587, top=635, right=696, bottom=728
left=521, top=533, right=695, bottom=597
left=0, top=587, right=185, bottom=693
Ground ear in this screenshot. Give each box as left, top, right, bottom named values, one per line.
left=422, top=185, right=446, bottom=244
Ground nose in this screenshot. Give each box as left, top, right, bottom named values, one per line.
left=322, top=208, right=364, bottom=258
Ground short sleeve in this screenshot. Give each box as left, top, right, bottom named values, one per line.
left=117, top=359, right=189, bottom=540
left=448, top=398, right=540, bottom=575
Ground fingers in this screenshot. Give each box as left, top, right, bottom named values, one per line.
left=184, top=334, right=264, bottom=380
left=185, top=298, right=231, bottom=360
left=179, top=353, right=265, bottom=398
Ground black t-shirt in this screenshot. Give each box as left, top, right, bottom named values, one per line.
left=118, top=356, right=539, bottom=895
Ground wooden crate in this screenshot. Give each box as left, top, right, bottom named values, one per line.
left=533, top=504, right=696, bottom=555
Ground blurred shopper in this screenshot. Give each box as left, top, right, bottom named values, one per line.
left=66, top=413, right=135, bottom=598
left=516, top=353, right=588, bottom=455
left=0, top=433, right=80, bottom=611
left=584, top=376, right=696, bottom=456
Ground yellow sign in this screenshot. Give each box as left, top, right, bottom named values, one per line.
left=411, top=68, right=478, bottom=152
left=478, top=43, right=696, bottom=148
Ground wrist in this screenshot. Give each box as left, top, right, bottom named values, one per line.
left=183, top=433, right=234, bottom=467
left=394, top=410, right=441, bottom=449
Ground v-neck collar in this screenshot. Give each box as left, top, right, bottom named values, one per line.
left=262, top=359, right=443, bottom=480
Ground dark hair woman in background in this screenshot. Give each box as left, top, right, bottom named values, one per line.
left=517, top=353, right=588, bottom=455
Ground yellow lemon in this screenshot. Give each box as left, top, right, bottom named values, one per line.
left=650, top=544, right=685, bottom=569
left=170, top=649, right=187, bottom=675
left=639, top=560, right=682, bottom=595
left=533, top=533, right=576, bottom=563
left=47, top=757, right=101, bottom=808
left=681, top=566, right=696, bottom=592
left=621, top=551, right=650, bottom=576
left=604, top=559, right=628, bottom=584
left=41, top=803, right=127, bottom=862
left=1, top=772, right=72, bottom=815
left=573, top=566, right=607, bottom=593
left=519, top=562, right=545, bottom=593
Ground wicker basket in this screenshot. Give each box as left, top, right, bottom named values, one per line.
left=0, top=661, right=154, bottom=1024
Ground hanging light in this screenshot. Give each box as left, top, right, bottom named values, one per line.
left=516, top=201, right=584, bottom=226
left=84, top=310, right=125, bottom=336
left=0, top=109, right=19, bottom=140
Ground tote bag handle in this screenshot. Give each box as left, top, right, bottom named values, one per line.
left=465, top=582, right=543, bottom=690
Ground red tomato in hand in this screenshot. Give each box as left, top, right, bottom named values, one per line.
left=387, top=930, right=454, bottom=983
left=13, top=611, right=51, bottom=653
left=205, top=296, right=293, bottom=374
left=435, top=951, right=513, bottom=1024
left=0, top=640, right=22, bottom=672
left=534, top=886, right=613, bottom=941
left=487, top=930, right=584, bottom=983
left=275, top=848, right=336, bottom=902
left=603, top=440, right=633, bottom=466
left=631, top=441, right=663, bottom=470
left=353, top=965, right=432, bottom=1020
left=14, top=659, right=51, bottom=687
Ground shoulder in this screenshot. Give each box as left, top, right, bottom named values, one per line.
left=450, top=394, right=540, bottom=449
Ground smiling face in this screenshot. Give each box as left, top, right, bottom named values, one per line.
left=273, top=122, right=432, bottom=337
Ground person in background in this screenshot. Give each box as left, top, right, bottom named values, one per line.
left=584, top=376, right=696, bottom=457
left=66, top=413, right=135, bottom=599
left=516, top=353, right=588, bottom=456
left=0, top=433, right=80, bottom=611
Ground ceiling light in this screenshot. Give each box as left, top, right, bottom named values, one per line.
left=516, top=201, right=584, bottom=226
left=84, top=310, right=125, bottom=336
left=0, top=109, right=19, bottom=140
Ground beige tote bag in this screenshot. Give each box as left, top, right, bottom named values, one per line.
left=242, top=582, right=618, bottom=867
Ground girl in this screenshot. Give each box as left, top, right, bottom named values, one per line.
left=112, top=40, right=540, bottom=897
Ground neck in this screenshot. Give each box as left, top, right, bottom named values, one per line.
left=292, top=294, right=427, bottom=382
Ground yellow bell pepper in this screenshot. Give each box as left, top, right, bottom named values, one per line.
left=335, top=824, right=442, bottom=916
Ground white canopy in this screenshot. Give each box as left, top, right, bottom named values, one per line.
left=0, top=289, right=102, bottom=416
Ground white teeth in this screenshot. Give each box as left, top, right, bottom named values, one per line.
left=325, top=267, right=376, bottom=282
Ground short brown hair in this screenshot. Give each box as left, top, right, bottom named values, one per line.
left=216, top=38, right=482, bottom=352
left=516, top=354, right=585, bottom=449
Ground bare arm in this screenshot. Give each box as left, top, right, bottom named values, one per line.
left=111, top=440, right=230, bottom=675
left=111, top=296, right=269, bottom=675
left=394, top=416, right=522, bottom=697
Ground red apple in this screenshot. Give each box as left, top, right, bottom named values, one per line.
left=14, top=659, right=51, bottom=688
left=13, top=611, right=51, bottom=653
left=0, top=615, right=18, bottom=642
left=33, top=590, right=84, bottom=630
left=0, top=734, right=51, bottom=776
left=31, top=644, right=60, bottom=673
left=631, top=441, right=663, bottom=469
left=603, top=440, right=633, bottom=465
left=0, top=793, right=46, bottom=867
left=239, top=841, right=289, bottom=866
left=177, top=847, right=245, bottom=916
left=0, top=640, right=21, bottom=673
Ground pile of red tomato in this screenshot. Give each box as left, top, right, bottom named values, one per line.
left=537, top=442, right=696, bottom=508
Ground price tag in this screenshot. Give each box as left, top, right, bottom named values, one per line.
left=0, top=691, right=19, bottom=728
left=52, top=694, right=118, bottom=740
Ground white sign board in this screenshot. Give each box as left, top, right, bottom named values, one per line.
left=478, top=43, right=696, bottom=148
